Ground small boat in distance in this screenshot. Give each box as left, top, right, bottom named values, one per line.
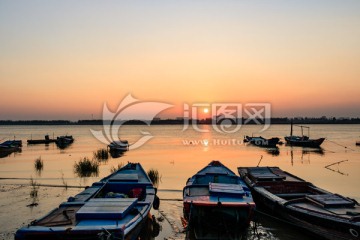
left=285, top=121, right=325, bottom=148
left=356, top=141, right=360, bottom=146
left=56, top=135, right=74, bottom=148
left=108, top=140, right=129, bottom=152
left=244, top=135, right=280, bottom=148
left=183, top=160, right=255, bottom=239
left=15, top=162, right=160, bottom=240
left=0, top=140, right=22, bottom=152
left=238, top=166, right=360, bottom=240
left=27, top=135, right=57, bottom=144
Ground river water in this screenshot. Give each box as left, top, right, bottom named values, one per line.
left=0, top=124, right=359, bottom=239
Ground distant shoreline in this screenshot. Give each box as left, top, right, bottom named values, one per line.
left=1, top=117, right=360, bottom=125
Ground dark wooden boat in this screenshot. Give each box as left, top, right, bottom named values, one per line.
left=183, top=161, right=255, bottom=238
left=244, top=135, right=280, bottom=147
left=108, top=140, right=129, bottom=152
left=238, top=166, right=360, bottom=240
left=27, top=135, right=56, bottom=144
left=0, top=140, right=22, bottom=152
left=56, top=135, right=74, bottom=148
left=15, top=162, right=160, bottom=240
left=285, top=121, right=325, bottom=148
left=356, top=141, right=360, bottom=146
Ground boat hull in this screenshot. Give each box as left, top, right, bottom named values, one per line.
left=239, top=167, right=360, bottom=240
left=245, top=136, right=280, bottom=148
left=15, top=163, right=158, bottom=240
left=285, top=136, right=325, bottom=148
left=183, top=161, right=255, bottom=238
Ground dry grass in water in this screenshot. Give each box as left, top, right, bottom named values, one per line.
left=34, top=156, right=43, bottom=172
left=147, top=168, right=161, bottom=188
left=74, top=157, right=99, bottom=177
left=110, top=163, right=124, bottom=173
left=29, top=176, right=39, bottom=198
left=93, top=148, right=109, bottom=161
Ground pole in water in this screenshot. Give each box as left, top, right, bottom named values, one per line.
left=257, top=155, right=263, bottom=167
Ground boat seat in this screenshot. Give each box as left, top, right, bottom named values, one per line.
left=249, top=167, right=286, bottom=181
left=76, top=198, right=138, bottom=220
left=109, top=173, right=139, bottom=182
left=306, top=194, right=355, bottom=208
left=209, top=183, right=245, bottom=197
left=276, top=193, right=308, bottom=199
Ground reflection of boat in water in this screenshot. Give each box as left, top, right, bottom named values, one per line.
left=56, top=135, right=74, bottom=148
left=183, top=161, right=255, bottom=239
left=244, top=136, right=280, bottom=148
left=238, top=166, right=360, bottom=240
left=108, top=140, right=129, bottom=152
left=27, top=135, right=56, bottom=144
left=15, top=162, right=160, bottom=240
left=285, top=121, right=325, bottom=148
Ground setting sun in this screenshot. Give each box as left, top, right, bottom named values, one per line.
left=203, top=108, right=209, bottom=114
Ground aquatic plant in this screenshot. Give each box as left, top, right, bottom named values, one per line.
left=74, top=157, right=99, bottom=177
left=93, top=148, right=109, bottom=161
left=147, top=168, right=161, bottom=188
left=110, top=163, right=124, bottom=173
left=60, top=171, right=68, bottom=189
left=34, top=156, right=43, bottom=172
left=29, top=176, right=39, bottom=198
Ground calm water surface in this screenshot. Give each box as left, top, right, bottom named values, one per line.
left=1, top=124, right=360, bottom=239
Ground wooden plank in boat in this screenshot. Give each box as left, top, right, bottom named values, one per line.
left=76, top=198, right=138, bottom=220
left=209, top=183, right=245, bottom=196
left=109, top=173, right=139, bottom=182
left=249, top=167, right=285, bottom=181
left=306, top=194, right=355, bottom=208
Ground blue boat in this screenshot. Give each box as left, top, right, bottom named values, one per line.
left=183, top=160, right=255, bottom=238
left=0, top=140, right=22, bottom=157
left=15, top=162, right=160, bottom=240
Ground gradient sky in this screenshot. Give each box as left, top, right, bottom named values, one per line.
left=1, top=0, right=359, bottom=120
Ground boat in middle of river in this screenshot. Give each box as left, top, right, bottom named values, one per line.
left=183, top=160, right=255, bottom=238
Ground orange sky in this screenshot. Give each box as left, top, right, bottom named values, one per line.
left=1, top=1, right=359, bottom=120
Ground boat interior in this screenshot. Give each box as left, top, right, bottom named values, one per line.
left=241, top=167, right=360, bottom=221
left=31, top=172, right=155, bottom=228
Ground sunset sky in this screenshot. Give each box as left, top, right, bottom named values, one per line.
left=1, top=1, right=359, bottom=120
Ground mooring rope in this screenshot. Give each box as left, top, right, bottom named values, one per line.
left=326, top=139, right=355, bottom=151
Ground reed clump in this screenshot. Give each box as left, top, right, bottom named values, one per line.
left=74, top=157, right=99, bottom=177
left=29, top=176, right=39, bottom=198
left=110, top=163, right=124, bottom=173
left=147, top=168, right=161, bottom=188
left=93, top=148, right=109, bottom=161
left=34, top=156, right=43, bottom=172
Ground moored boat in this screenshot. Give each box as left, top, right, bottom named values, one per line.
left=183, top=161, right=255, bottom=238
left=108, top=140, right=129, bottom=152
left=15, top=162, right=160, bottom=240
left=27, top=135, right=56, bottom=144
left=244, top=135, right=280, bottom=148
left=238, top=166, right=360, bottom=240
left=356, top=141, right=360, bottom=146
left=56, top=135, right=74, bottom=148
left=285, top=121, right=325, bottom=148
left=0, top=140, right=22, bottom=152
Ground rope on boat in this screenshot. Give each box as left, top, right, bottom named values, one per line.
left=325, top=139, right=355, bottom=151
